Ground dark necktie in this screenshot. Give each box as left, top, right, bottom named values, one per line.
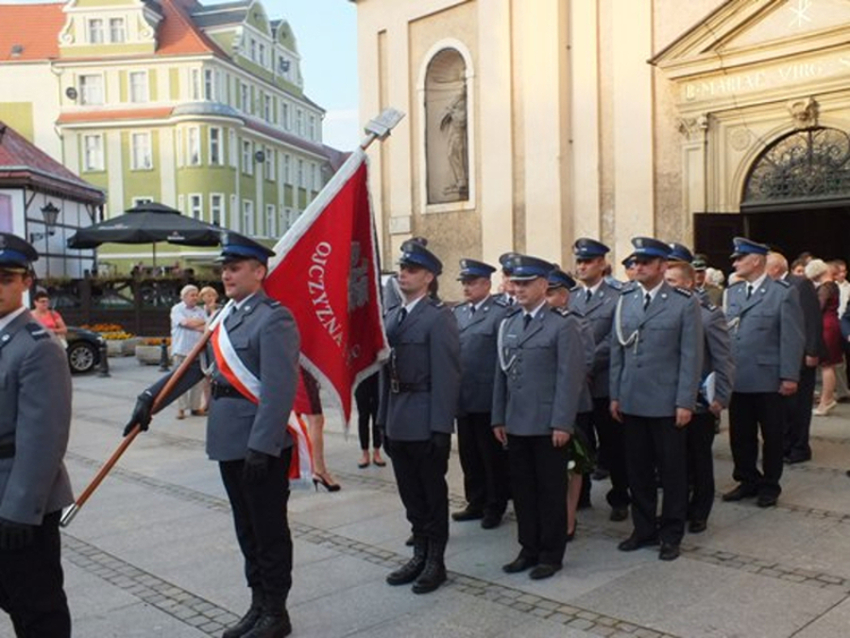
left=469, top=303, right=476, bottom=316
left=585, top=289, right=592, bottom=304
left=523, top=314, right=532, bottom=330
left=746, top=284, right=754, bottom=300
left=643, top=293, right=652, bottom=311
left=398, top=308, right=408, bottom=324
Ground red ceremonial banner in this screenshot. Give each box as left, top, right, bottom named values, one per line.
left=264, top=150, right=389, bottom=423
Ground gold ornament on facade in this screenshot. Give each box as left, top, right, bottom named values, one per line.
left=787, top=96, right=819, bottom=130
left=677, top=115, right=708, bottom=140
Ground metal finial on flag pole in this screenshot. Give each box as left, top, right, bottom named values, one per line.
left=361, top=108, right=405, bottom=148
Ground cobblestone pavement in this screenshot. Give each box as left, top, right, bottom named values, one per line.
left=3, top=357, right=850, bottom=637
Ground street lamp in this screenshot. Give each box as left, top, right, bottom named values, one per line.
left=30, top=201, right=61, bottom=277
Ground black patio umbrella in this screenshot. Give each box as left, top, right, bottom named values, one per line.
left=67, top=202, right=223, bottom=265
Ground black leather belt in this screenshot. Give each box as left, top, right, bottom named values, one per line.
left=0, top=443, right=15, bottom=459
left=392, top=382, right=431, bottom=394
left=211, top=383, right=249, bottom=400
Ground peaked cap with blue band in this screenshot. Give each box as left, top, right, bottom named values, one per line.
left=0, top=233, right=38, bottom=272
left=730, top=236, right=769, bottom=259
left=667, top=242, right=694, bottom=264
left=505, top=254, right=555, bottom=281
left=399, top=242, right=442, bottom=275
left=499, top=252, right=519, bottom=274
left=573, top=238, right=610, bottom=259
left=627, top=236, right=672, bottom=260
left=216, top=232, right=276, bottom=265
left=547, top=268, right=577, bottom=290
left=457, top=258, right=496, bottom=280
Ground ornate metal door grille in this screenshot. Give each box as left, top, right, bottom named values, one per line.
left=743, top=127, right=850, bottom=207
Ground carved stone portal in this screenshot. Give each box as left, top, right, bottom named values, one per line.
left=425, top=48, right=469, bottom=205
left=787, top=96, right=819, bottom=129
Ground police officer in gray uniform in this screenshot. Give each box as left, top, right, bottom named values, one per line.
left=611, top=237, right=703, bottom=561
left=126, top=233, right=300, bottom=638
left=381, top=237, right=429, bottom=313
left=493, top=255, right=586, bottom=580
left=451, top=259, right=511, bottom=529
left=569, top=238, right=630, bottom=521
left=378, top=242, right=461, bottom=595
left=665, top=246, right=734, bottom=534
left=722, top=237, right=804, bottom=508
left=0, top=233, right=73, bottom=637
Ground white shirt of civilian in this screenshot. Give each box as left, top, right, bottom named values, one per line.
left=170, top=300, right=207, bottom=356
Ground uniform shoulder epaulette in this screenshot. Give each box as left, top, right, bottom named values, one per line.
left=700, top=299, right=718, bottom=312
left=606, top=279, right=624, bottom=291
left=262, top=297, right=282, bottom=308
left=620, top=283, right=638, bottom=294
left=674, top=287, right=692, bottom=298
left=25, top=322, right=51, bottom=340
left=491, top=295, right=509, bottom=308
left=505, top=306, right=523, bottom=318
left=551, top=306, right=572, bottom=317
left=430, top=298, right=446, bottom=308
left=775, top=278, right=791, bottom=288
left=569, top=285, right=581, bottom=294
left=728, top=280, right=745, bottom=289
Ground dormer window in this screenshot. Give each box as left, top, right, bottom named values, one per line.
left=110, top=18, right=125, bottom=43
left=88, top=19, right=105, bottom=44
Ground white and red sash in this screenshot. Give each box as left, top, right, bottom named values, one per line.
left=210, top=304, right=313, bottom=487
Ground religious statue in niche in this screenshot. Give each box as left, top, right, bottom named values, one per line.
left=425, top=48, right=470, bottom=204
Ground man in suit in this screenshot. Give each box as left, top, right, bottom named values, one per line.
left=765, top=251, right=823, bottom=464
left=664, top=250, right=734, bottom=534
left=378, top=242, right=461, bottom=594
left=610, top=237, right=703, bottom=561
left=127, top=232, right=300, bottom=638
left=492, top=255, right=585, bottom=580
left=723, top=238, right=804, bottom=509
left=0, top=234, right=74, bottom=638
left=451, top=259, right=510, bottom=529
left=569, top=238, right=630, bottom=522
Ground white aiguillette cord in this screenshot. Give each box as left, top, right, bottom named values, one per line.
left=200, top=299, right=235, bottom=375
left=614, top=294, right=640, bottom=352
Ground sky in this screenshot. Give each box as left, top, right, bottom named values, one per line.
left=2, top=0, right=361, bottom=151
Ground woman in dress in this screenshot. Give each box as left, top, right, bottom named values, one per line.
left=808, top=259, right=843, bottom=416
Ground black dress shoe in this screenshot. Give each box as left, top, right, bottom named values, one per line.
left=721, top=484, right=758, bottom=502
left=617, top=534, right=659, bottom=552
left=480, top=513, right=502, bottom=529
left=591, top=468, right=610, bottom=481
left=405, top=534, right=414, bottom=547
left=609, top=507, right=629, bottom=522
left=529, top=564, right=562, bottom=580
left=502, top=555, right=538, bottom=573
left=451, top=507, right=484, bottom=522
left=756, top=494, right=778, bottom=508
left=659, top=542, right=680, bottom=561
left=784, top=454, right=811, bottom=465
left=688, top=519, right=707, bottom=534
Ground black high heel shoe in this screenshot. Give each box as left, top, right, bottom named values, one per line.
left=313, top=472, right=341, bottom=492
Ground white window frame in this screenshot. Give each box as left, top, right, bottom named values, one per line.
left=281, top=102, right=290, bottom=130
left=88, top=18, right=104, bottom=44
left=131, top=132, right=153, bottom=170
left=187, top=126, right=201, bottom=166
left=132, top=196, right=154, bottom=207
left=240, top=83, right=250, bottom=112
left=230, top=194, right=238, bottom=230
left=295, top=109, right=303, bottom=136
left=204, top=68, right=215, bottom=101
left=250, top=38, right=257, bottom=62
left=228, top=129, right=237, bottom=167
left=297, top=159, right=304, bottom=188
left=209, top=127, right=222, bottom=166
left=242, top=140, right=253, bottom=175
left=308, top=115, right=316, bottom=141
left=82, top=134, right=104, bottom=171
left=189, top=193, right=203, bottom=220
left=264, top=95, right=272, bottom=122
left=283, top=153, right=291, bottom=184
left=190, top=68, right=201, bottom=101
left=313, top=163, right=321, bottom=191
left=79, top=74, right=104, bottom=105
left=109, top=17, right=125, bottom=43
left=176, top=129, right=184, bottom=167
left=258, top=42, right=266, bottom=68
left=265, top=204, right=276, bottom=238
left=129, top=70, right=148, bottom=104
left=210, top=193, right=224, bottom=226
left=265, top=148, right=274, bottom=181
left=242, top=200, right=255, bottom=235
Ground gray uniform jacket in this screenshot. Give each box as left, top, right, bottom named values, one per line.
left=698, top=300, right=735, bottom=413
left=569, top=310, right=595, bottom=414
left=725, top=278, right=804, bottom=393
left=0, top=310, right=73, bottom=525
left=569, top=281, right=617, bottom=398
left=453, top=295, right=509, bottom=416
left=150, top=293, right=300, bottom=461
left=378, top=297, right=461, bottom=441
left=610, top=282, right=703, bottom=417
left=492, top=306, right=586, bottom=436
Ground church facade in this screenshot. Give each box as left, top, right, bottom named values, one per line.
left=353, top=0, right=850, bottom=288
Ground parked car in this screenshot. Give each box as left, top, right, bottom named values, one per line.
left=66, top=327, right=104, bottom=374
